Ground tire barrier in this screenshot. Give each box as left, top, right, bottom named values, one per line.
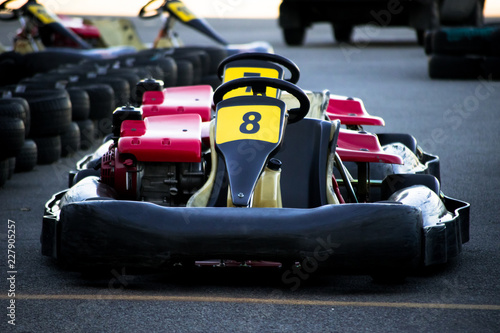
left=0, top=45, right=226, bottom=187
left=426, top=25, right=500, bottom=80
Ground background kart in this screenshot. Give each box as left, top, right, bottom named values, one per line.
left=0, top=0, right=272, bottom=54
left=42, top=53, right=469, bottom=281
left=0, top=0, right=274, bottom=91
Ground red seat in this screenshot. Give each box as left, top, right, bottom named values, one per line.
left=337, top=129, right=403, bottom=164
left=326, top=96, right=385, bottom=126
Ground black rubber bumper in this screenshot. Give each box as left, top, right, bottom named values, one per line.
left=43, top=199, right=425, bottom=272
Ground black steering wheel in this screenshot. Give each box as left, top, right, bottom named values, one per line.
left=217, top=52, right=301, bottom=84
left=213, top=77, right=310, bottom=124
left=138, top=0, right=166, bottom=19
left=0, top=0, right=29, bottom=21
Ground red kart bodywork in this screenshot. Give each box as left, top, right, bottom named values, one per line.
left=119, top=114, right=203, bottom=163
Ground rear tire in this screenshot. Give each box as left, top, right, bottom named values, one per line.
left=334, top=24, right=354, bottom=44
left=416, top=29, right=425, bottom=46
left=283, top=27, right=306, bottom=46
left=464, top=0, right=484, bottom=26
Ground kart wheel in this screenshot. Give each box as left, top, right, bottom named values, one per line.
left=381, top=174, right=440, bottom=200
left=428, top=54, right=483, bottom=79
left=14, top=139, right=37, bottom=173
left=424, top=30, right=434, bottom=55
left=416, top=29, right=425, bottom=46
left=376, top=133, right=418, bottom=155
left=463, top=0, right=484, bottom=26
left=61, top=122, right=81, bottom=157
left=333, top=24, right=353, bottom=44
left=0, top=117, right=25, bottom=159
left=283, top=27, right=306, bottom=46
left=72, top=168, right=100, bottom=187
left=32, top=135, right=61, bottom=165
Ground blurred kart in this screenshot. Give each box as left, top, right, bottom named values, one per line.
left=0, top=0, right=273, bottom=88
left=42, top=52, right=469, bottom=281
left=0, top=0, right=272, bottom=54
left=0, top=0, right=135, bottom=56
left=278, top=0, right=485, bottom=46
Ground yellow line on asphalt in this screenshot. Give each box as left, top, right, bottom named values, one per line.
left=3, top=294, right=500, bottom=310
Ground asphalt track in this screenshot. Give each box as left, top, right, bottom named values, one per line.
left=1, top=17, right=500, bottom=333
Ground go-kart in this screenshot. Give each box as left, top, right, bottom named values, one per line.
left=0, top=0, right=272, bottom=54
left=0, top=0, right=272, bottom=89
left=0, top=0, right=135, bottom=56
left=134, top=0, right=273, bottom=54
left=42, top=53, right=469, bottom=280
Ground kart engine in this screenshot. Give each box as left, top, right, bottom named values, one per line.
left=100, top=104, right=207, bottom=207
left=101, top=148, right=206, bottom=206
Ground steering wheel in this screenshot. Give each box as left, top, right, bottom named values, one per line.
left=217, top=52, right=301, bottom=84
left=213, top=77, right=310, bottom=124
left=0, top=0, right=29, bottom=21
left=138, top=0, right=166, bottom=19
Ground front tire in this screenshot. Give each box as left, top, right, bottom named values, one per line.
left=283, top=27, right=306, bottom=46
left=333, top=24, right=354, bottom=44
left=416, top=29, right=425, bottom=46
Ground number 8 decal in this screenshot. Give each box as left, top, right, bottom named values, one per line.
left=240, top=112, right=261, bottom=134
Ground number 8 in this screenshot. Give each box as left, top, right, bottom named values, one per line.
left=240, top=112, right=261, bottom=134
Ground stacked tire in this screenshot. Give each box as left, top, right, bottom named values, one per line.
left=426, top=25, right=500, bottom=80
left=0, top=45, right=229, bottom=187
left=0, top=97, right=34, bottom=186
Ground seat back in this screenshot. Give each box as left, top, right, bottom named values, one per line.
left=275, top=118, right=339, bottom=208
left=188, top=118, right=339, bottom=208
